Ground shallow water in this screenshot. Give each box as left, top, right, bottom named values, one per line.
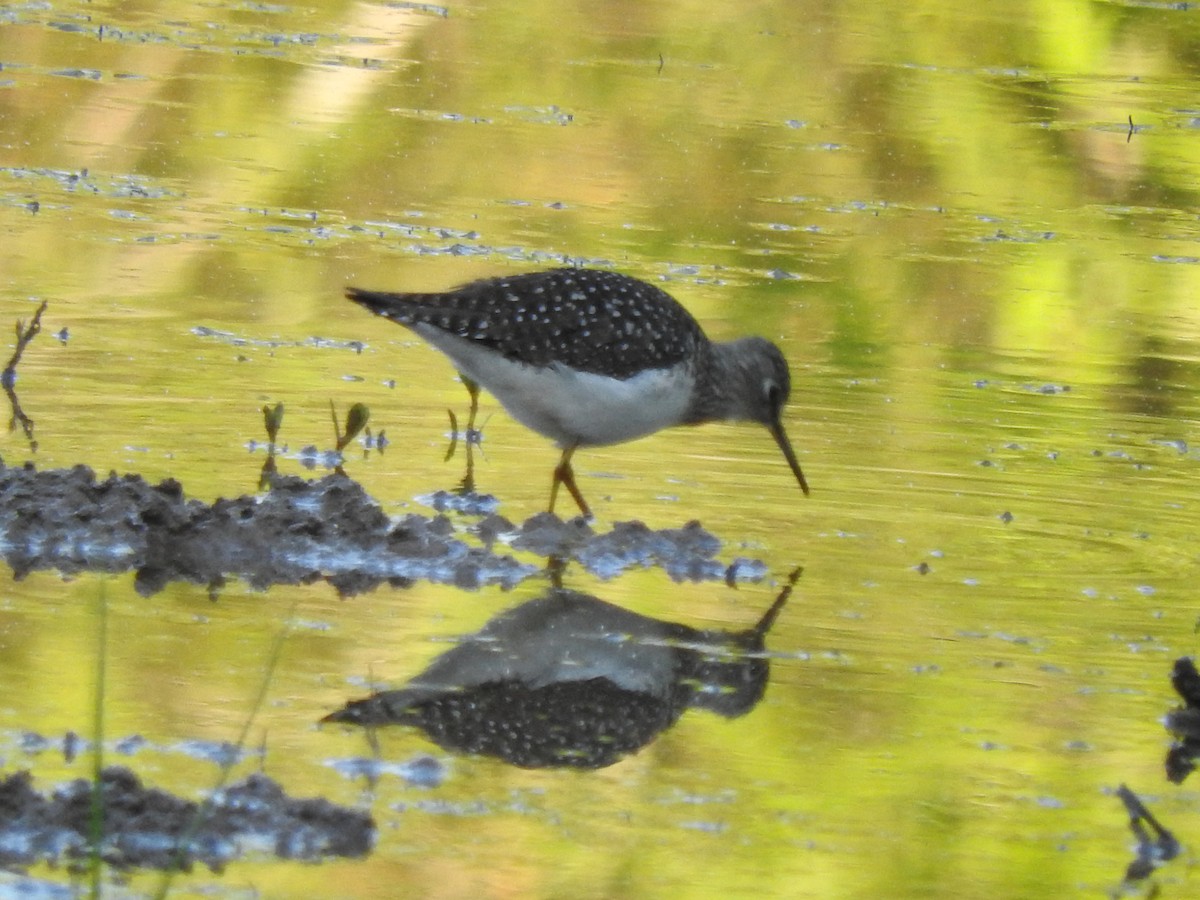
left=3, top=1, right=1200, bottom=897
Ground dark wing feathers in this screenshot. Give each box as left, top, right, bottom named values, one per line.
left=346, top=268, right=708, bottom=379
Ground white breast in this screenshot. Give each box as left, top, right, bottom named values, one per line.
left=413, top=326, right=695, bottom=447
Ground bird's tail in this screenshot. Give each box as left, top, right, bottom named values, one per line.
left=345, top=287, right=432, bottom=323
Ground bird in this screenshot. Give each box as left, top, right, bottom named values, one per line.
left=345, top=267, right=809, bottom=517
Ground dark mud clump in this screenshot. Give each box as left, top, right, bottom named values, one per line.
left=0, top=766, right=374, bottom=870
left=0, top=461, right=533, bottom=595
left=0, top=459, right=768, bottom=596
left=1165, top=656, right=1200, bottom=783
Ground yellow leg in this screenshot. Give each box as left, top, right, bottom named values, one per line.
left=458, top=434, right=476, bottom=495
left=549, top=445, right=592, bottom=518
left=462, top=375, right=480, bottom=434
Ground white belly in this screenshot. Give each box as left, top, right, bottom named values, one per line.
left=414, top=327, right=694, bottom=447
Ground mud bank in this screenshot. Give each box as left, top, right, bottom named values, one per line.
left=0, top=766, right=373, bottom=870
left=0, top=460, right=769, bottom=595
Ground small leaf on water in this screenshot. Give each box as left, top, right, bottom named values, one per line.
left=343, top=403, right=370, bottom=443
left=262, top=402, right=284, bottom=443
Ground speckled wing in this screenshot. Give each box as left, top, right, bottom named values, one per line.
left=345, top=268, right=709, bottom=379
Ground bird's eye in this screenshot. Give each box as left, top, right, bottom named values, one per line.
left=764, top=379, right=782, bottom=409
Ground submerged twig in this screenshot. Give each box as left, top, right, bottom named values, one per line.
left=3, top=299, right=48, bottom=449
left=4, top=299, right=47, bottom=376
left=154, top=603, right=296, bottom=898
left=88, top=579, right=109, bottom=899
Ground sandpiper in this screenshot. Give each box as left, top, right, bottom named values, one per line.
left=346, top=267, right=809, bottom=516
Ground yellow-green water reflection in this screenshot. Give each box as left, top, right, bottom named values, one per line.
left=3, top=0, right=1200, bottom=896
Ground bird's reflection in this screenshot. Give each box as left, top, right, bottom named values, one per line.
left=324, top=569, right=798, bottom=769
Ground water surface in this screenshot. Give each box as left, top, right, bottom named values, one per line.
left=3, top=1, right=1200, bottom=897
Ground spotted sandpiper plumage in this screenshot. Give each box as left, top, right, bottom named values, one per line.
left=346, top=267, right=809, bottom=516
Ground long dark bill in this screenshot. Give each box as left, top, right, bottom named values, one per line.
left=769, top=417, right=810, bottom=497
